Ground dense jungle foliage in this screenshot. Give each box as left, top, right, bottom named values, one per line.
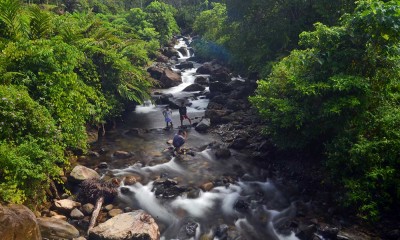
left=190, top=0, right=399, bottom=221
left=0, top=0, right=179, bottom=206
left=0, top=0, right=398, bottom=224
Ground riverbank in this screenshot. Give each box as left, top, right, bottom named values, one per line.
left=200, top=57, right=398, bottom=239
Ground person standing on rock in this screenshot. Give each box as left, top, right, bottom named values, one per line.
left=162, top=106, right=173, bottom=129
left=179, top=102, right=192, bottom=128
left=173, top=129, right=187, bottom=155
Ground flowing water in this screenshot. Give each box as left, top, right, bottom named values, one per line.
left=85, top=38, right=299, bottom=240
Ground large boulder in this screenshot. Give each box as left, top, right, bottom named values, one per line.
left=177, top=47, right=188, bottom=57
left=147, top=66, right=164, bottom=80
left=195, top=118, right=211, bottom=132
left=69, top=165, right=100, bottom=182
left=205, top=109, right=231, bottom=124
left=162, top=47, right=180, bottom=58
left=175, top=61, right=194, bottom=70
left=0, top=204, right=41, bottom=240
left=89, top=210, right=160, bottom=240
left=159, top=69, right=182, bottom=88
left=209, top=81, right=231, bottom=93
left=210, top=70, right=231, bottom=83
left=37, top=217, right=79, bottom=240
left=194, top=76, right=209, bottom=86
left=182, top=83, right=206, bottom=92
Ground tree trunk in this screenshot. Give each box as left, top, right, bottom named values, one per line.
left=87, top=196, right=104, bottom=235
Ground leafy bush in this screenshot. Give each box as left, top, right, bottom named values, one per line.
left=250, top=0, right=400, bottom=220
left=0, top=85, right=65, bottom=204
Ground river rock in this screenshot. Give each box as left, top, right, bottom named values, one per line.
left=88, top=210, right=160, bottom=240
left=194, top=76, right=209, bottom=86
left=147, top=66, right=164, bottom=80
left=205, top=109, right=231, bottom=124
left=162, top=47, right=180, bottom=58
left=152, top=178, right=186, bottom=198
left=159, top=68, right=182, bottom=88
left=295, top=224, right=317, bottom=240
left=104, top=204, right=114, bottom=211
left=210, top=95, right=228, bottom=105
left=69, top=165, right=100, bottom=182
left=52, top=214, right=67, bottom=221
left=123, top=175, right=138, bottom=185
left=0, top=204, right=41, bottom=240
left=183, top=83, right=206, bottom=92
left=210, top=70, right=231, bottom=83
left=200, top=182, right=214, bottom=191
left=156, top=53, right=169, bottom=63
left=176, top=61, right=194, bottom=70
left=70, top=208, right=84, bottom=219
left=225, top=99, right=245, bottom=111
left=209, top=81, right=231, bottom=93
left=215, top=147, right=231, bottom=159
left=177, top=47, right=188, bottom=56
left=229, top=138, right=248, bottom=150
left=207, top=102, right=224, bottom=110
left=37, top=217, right=79, bottom=240
left=195, top=118, right=211, bottom=132
left=82, top=203, right=95, bottom=215
left=53, top=199, right=81, bottom=213
left=113, top=150, right=132, bottom=159
left=124, top=128, right=145, bottom=137
left=108, top=209, right=124, bottom=217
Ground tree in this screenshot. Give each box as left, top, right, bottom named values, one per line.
left=145, top=1, right=179, bottom=45
left=250, top=0, right=400, bottom=220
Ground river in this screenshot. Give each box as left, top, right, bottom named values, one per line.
left=84, top=38, right=300, bottom=240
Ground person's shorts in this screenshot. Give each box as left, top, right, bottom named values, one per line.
left=165, top=117, right=172, bottom=123
left=173, top=136, right=185, bottom=148
left=180, top=115, right=189, bottom=121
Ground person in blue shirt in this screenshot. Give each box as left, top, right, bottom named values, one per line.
left=173, top=129, right=187, bottom=154
left=162, top=106, right=173, bottom=129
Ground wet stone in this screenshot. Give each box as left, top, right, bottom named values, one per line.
left=233, top=199, right=250, bottom=212
left=97, top=162, right=108, bottom=169
left=153, top=185, right=187, bottom=199
left=185, top=222, right=199, bottom=237
left=70, top=208, right=84, bottom=219
left=215, top=224, right=229, bottom=239
left=82, top=203, right=94, bottom=215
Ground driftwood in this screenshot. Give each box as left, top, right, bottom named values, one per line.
left=87, top=196, right=104, bottom=235
left=78, top=179, right=119, bottom=234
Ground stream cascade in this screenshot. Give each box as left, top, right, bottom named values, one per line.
left=85, top=37, right=300, bottom=240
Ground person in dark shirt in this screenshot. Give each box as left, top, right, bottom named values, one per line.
left=173, top=129, right=187, bottom=154
left=178, top=103, right=192, bottom=127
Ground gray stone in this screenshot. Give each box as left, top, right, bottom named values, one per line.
left=215, top=148, right=231, bottom=159
left=195, top=118, right=211, bottom=132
